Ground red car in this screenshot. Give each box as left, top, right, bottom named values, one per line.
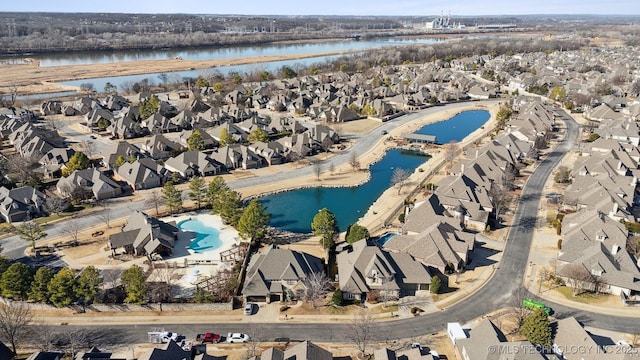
left=196, top=332, right=221, bottom=344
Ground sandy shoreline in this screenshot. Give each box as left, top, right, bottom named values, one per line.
left=0, top=50, right=354, bottom=96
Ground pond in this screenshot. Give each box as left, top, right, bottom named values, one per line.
left=260, top=109, right=490, bottom=233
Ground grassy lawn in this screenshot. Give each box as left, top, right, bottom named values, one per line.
left=555, top=286, right=617, bottom=305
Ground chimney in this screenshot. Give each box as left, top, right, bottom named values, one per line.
left=632, top=176, right=637, bottom=186
left=460, top=163, right=465, bottom=174
left=617, top=160, right=622, bottom=170
left=612, top=244, right=620, bottom=255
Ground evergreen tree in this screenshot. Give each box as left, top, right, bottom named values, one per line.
left=237, top=199, right=271, bottom=241
left=520, top=308, right=552, bottom=347
left=161, top=181, right=183, bottom=214
left=48, top=268, right=77, bottom=308
left=62, top=152, right=90, bottom=177
left=74, top=266, right=103, bottom=307
left=0, top=263, right=33, bottom=300
left=188, top=176, right=207, bottom=209
left=187, top=130, right=205, bottom=151
left=28, top=266, right=54, bottom=303
left=121, top=265, right=147, bottom=304
left=16, top=221, right=46, bottom=253
left=206, top=176, right=229, bottom=208
left=312, top=208, right=339, bottom=249
left=345, top=223, right=370, bottom=244
left=212, top=188, right=243, bottom=226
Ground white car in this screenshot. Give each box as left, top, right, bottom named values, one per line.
left=227, top=333, right=250, bottom=343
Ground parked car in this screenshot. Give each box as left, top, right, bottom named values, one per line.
left=244, top=302, right=255, bottom=315
left=227, top=333, right=250, bottom=343
left=381, top=130, right=388, bottom=135
left=196, top=332, right=221, bottom=343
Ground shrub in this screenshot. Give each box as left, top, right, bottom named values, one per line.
left=398, top=213, right=405, bottom=223
left=280, top=305, right=290, bottom=312
left=410, top=306, right=423, bottom=315
left=557, top=239, right=563, bottom=250
left=430, top=276, right=442, bottom=294
left=332, top=289, right=344, bottom=306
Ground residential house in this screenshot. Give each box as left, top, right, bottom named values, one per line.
left=73, top=347, right=115, bottom=360
left=0, top=341, right=13, bottom=360
left=337, top=240, right=431, bottom=302
left=102, top=141, right=144, bottom=169
left=57, top=168, right=123, bottom=200
left=163, top=151, right=224, bottom=178
left=242, top=245, right=325, bottom=303
left=141, top=134, right=184, bottom=160
left=178, top=129, right=217, bottom=150
left=142, top=113, right=180, bottom=134
left=0, top=185, right=47, bottom=223
left=26, top=352, right=64, bottom=360
left=385, top=218, right=475, bottom=274
left=557, top=209, right=640, bottom=296
left=454, top=319, right=545, bottom=360
left=38, top=148, right=76, bottom=179
left=108, top=211, right=178, bottom=257
left=250, top=341, right=333, bottom=360
left=210, top=144, right=262, bottom=170
left=117, top=158, right=165, bottom=190
left=373, top=347, right=436, bottom=360
left=137, top=340, right=191, bottom=360
left=553, top=317, right=640, bottom=360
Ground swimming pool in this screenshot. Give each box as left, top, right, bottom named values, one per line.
left=377, top=232, right=399, bottom=246
left=178, top=218, right=224, bottom=254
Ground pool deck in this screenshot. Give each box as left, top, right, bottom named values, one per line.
left=167, top=213, right=242, bottom=264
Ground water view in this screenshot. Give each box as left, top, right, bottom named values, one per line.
left=57, top=55, right=344, bottom=92
left=261, top=149, right=429, bottom=233
left=416, top=109, right=491, bottom=144
left=261, top=109, right=490, bottom=233
left=36, top=37, right=449, bottom=67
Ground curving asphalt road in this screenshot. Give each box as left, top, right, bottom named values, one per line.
left=26, top=104, right=640, bottom=345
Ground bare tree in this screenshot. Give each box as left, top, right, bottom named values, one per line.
left=507, top=286, right=531, bottom=331
left=560, top=263, right=592, bottom=296
left=31, top=323, right=57, bottom=351
left=444, top=140, right=459, bottom=168
left=6, top=153, right=40, bottom=186
left=145, top=190, right=162, bottom=215
left=391, top=168, right=411, bottom=195
left=81, top=140, right=97, bottom=165
left=313, top=161, right=322, bottom=181
left=626, top=236, right=640, bottom=258
left=346, top=310, right=379, bottom=358
left=0, top=301, right=34, bottom=354
left=97, top=209, right=112, bottom=228
left=45, top=195, right=69, bottom=215
left=349, top=151, right=360, bottom=172
left=244, top=322, right=265, bottom=358
left=8, top=84, right=18, bottom=106
left=46, top=114, right=63, bottom=131
left=149, top=266, right=176, bottom=304
left=301, top=271, right=331, bottom=309
left=489, top=182, right=512, bottom=228
left=60, top=328, right=88, bottom=358
left=63, top=219, right=81, bottom=246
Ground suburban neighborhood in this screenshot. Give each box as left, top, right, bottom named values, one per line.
left=0, top=8, right=639, bottom=360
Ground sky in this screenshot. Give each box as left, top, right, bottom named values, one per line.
left=5, top=0, right=640, bottom=16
